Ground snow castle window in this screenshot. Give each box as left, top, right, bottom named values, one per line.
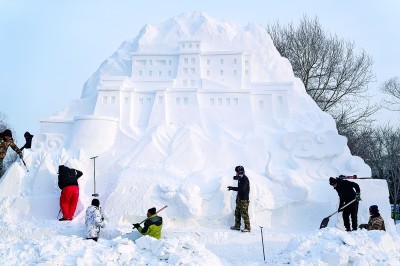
left=111, top=96, right=115, bottom=104
left=191, top=68, right=195, bottom=74
left=139, top=98, right=144, bottom=105
left=168, top=70, right=172, bottom=76
left=169, top=60, right=172, bottom=65
left=218, top=98, right=222, bottom=105
left=233, top=70, right=237, bottom=76
left=183, top=80, right=188, bottom=87
left=190, top=80, right=195, bottom=87
left=147, top=98, right=151, bottom=104
left=220, top=70, right=224, bottom=76
left=207, top=59, right=210, bottom=65
left=149, top=71, right=152, bottom=76
left=220, top=59, right=224, bottom=65
left=176, top=97, right=180, bottom=105
left=226, top=98, right=231, bottom=105
left=277, top=96, right=283, bottom=104
left=102, top=96, right=108, bottom=104
left=139, top=71, right=143, bottom=76
left=135, top=60, right=146, bottom=66
left=183, top=68, right=188, bottom=75
left=124, top=97, right=129, bottom=104
left=191, top=58, right=195, bottom=64
left=182, top=44, right=185, bottom=48
left=207, top=70, right=210, bottom=76
left=189, top=44, right=192, bottom=48
left=234, top=59, right=237, bottom=64
left=184, top=58, right=188, bottom=65
left=158, top=96, right=163, bottom=104
left=210, top=98, right=215, bottom=106
left=196, top=43, right=199, bottom=48
left=149, top=60, right=152, bottom=65
left=234, top=98, right=239, bottom=106
left=159, top=70, right=162, bottom=76
left=245, top=70, right=249, bottom=76
left=184, top=97, right=188, bottom=105
left=259, top=100, right=264, bottom=109
left=245, top=60, right=249, bottom=66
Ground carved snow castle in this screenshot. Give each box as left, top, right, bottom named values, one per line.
left=39, top=12, right=370, bottom=179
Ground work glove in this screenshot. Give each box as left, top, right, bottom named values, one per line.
left=355, top=193, right=361, bottom=201
left=18, top=153, right=23, bottom=159
left=358, top=224, right=367, bottom=229
left=227, top=186, right=233, bottom=191
left=133, top=223, right=140, bottom=229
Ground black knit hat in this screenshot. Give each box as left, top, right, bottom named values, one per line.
left=329, top=177, right=338, bottom=185
left=91, top=198, right=100, bottom=207
left=148, top=207, right=156, bottom=215
left=369, top=205, right=379, bottom=215
left=24, top=131, right=33, bottom=138
left=2, top=129, right=12, bottom=138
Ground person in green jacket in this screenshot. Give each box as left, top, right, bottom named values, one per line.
left=133, top=207, right=163, bottom=239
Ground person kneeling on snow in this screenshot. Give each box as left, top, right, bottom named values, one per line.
left=133, top=207, right=163, bottom=239
left=57, top=165, right=83, bottom=221
left=359, top=205, right=386, bottom=231
left=85, top=198, right=105, bottom=242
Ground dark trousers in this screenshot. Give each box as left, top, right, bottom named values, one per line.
left=342, top=202, right=358, bottom=231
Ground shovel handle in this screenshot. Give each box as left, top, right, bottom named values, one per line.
left=328, top=198, right=357, bottom=218
left=138, top=205, right=168, bottom=225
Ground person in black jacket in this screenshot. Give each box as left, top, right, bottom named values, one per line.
left=228, top=165, right=251, bottom=232
left=58, top=165, right=83, bottom=221
left=329, top=177, right=361, bottom=231
left=20, top=131, right=33, bottom=151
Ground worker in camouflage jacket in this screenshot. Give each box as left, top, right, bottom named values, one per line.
left=85, top=198, right=105, bottom=241
left=359, top=205, right=386, bottom=231
left=133, top=207, right=163, bottom=239
left=0, top=129, right=23, bottom=173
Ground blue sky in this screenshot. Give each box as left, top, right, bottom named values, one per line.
left=1, top=0, right=399, bottom=142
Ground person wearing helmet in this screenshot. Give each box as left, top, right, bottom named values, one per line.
left=228, top=165, right=251, bottom=232
left=0, top=129, right=23, bottom=174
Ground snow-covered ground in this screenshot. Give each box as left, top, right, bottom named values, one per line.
left=1, top=12, right=400, bottom=265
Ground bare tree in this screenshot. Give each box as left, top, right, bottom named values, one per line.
left=381, top=76, right=400, bottom=111
left=366, top=125, right=400, bottom=223
left=267, top=16, right=378, bottom=132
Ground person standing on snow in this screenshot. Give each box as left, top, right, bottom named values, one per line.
left=0, top=129, right=23, bottom=173
left=85, top=198, right=105, bottom=241
left=359, top=205, right=386, bottom=231
left=20, top=131, right=33, bottom=151
left=57, top=165, right=83, bottom=221
left=329, top=177, right=361, bottom=231
left=133, top=207, right=163, bottom=239
left=228, top=165, right=251, bottom=232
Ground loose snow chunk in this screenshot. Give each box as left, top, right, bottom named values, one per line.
left=135, top=235, right=157, bottom=250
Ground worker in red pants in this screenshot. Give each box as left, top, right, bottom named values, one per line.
left=58, top=165, right=83, bottom=221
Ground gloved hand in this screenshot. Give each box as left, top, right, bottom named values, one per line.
left=133, top=223, right=140, bottom=229
left=355, top=193, right=361, bottom=201
left=227, top=186, right=233, bottom=191
left=358, top=224, right=367, bottom=229
left=18, top=153, right=23, bottom=159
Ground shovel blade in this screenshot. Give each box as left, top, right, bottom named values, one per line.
left=320, top=217, right=330, bottom=229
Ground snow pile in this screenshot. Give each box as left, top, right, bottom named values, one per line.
left=0, top=220, right=221, bottom=266
left=275, top=228, right=400, bottom=265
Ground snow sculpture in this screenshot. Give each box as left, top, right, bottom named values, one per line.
left=1, top=12, right=373, bottom=227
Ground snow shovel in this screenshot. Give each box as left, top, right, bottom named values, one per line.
left=319, top=199, right=356, bottom=229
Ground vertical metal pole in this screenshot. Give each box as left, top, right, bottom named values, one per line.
left=260, top=226, right=265, bottom=262
left=90, top=156, right=99, bottom=197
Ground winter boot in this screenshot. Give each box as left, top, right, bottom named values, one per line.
left=241, top=228, right=251, bottom=232
left=230, top=225, right=240, bottom=231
